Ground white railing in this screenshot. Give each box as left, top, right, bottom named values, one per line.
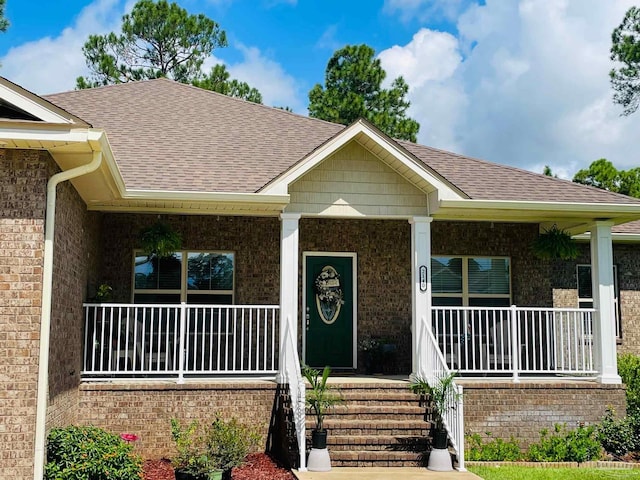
left=416, top=316, right=465, bottom=471
left=82, top=303, right=279, bottom=379
left=279, top=318, right=306, bottom=471
left=432, top=306, right=596, bottom=380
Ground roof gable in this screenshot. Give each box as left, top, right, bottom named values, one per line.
left=261, top=119, right=465, bottom=205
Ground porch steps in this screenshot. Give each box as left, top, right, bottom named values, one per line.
left=305, top=381, right=436, bottom=467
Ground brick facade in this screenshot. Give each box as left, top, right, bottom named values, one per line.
left=0, top=149, right=47, bottom=478
left=551, top=243, right=640, bottom=355
left=461, top=381, right=626, bottom=449
left=77, top=381, right=277, bottom=459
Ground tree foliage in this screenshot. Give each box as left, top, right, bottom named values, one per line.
left=610, top=6, right=640, bottom=115
left=77, top=0, right=262, bottom=103
left=192, top=64, right=262, bottom=103
left=0, top=0, right=9, bottom=34
left=573, top=158, right=640, bottom=198
left=308, top=44, right=420, bottom=142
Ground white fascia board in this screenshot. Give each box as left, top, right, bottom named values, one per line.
left=573, top=232, right=640, bottom=243
left=0, top=125, right=92, bottom=143
left=260, top=120, right=464, bottom=200
left=123, top=189, right=290, bottom=205
left=439, top=199, right=640, bottom=216
left=0, top=81, right=77, bottom=124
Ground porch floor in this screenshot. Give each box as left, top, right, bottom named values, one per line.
left=294, top=467, right=481, bottom=479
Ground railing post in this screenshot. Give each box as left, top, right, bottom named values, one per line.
left=457, top=384, right=466, bottom=471
left=177, top=302, right=187, bottom=384
left=510, top=305, right=520, bottom=383
left=298, top=374, right=307, bottom=472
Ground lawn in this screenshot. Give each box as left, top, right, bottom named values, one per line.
left=468, top=466, right=640, bottom=480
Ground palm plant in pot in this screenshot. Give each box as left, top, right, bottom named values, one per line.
left=302, top=364, right=341, bottom=471
left=410, top=371, right=461, bottom=471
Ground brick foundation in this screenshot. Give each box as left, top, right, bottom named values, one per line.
left=77, top=381, right=279, bottom=459
left=460, top=381, right=626, bottom=449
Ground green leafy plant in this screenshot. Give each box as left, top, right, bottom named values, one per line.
left=94, top=283, right=113, bottom=302
left=531, top=225, right=579, bottom=260
left=170, top=415, right=259, bottom=478
left=618, top=353, right=640, bottom=417
left=409, top=372, right=461, bottom=432
left=139, top=220, right=182, bottom=258
left=597, top=407, right=639, bottom=458
left=45, top=425, right=142, bottom=480
left=526, top=423, right=602, bottom=463
left=466, top=432, right=522, bottom=461
left=302, top=364, right=341, bottom=432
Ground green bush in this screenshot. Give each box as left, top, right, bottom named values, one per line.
left=171, top=415, right=260, bottom=476
left=526, top=423, right=602, bottom=463
left=619, top=353, right=640, bottom=417
left=466, top=432, right=522, bottom=461
left=597, top=407, right=639, bottom=458
left=45, top=425, right=142, bottom=480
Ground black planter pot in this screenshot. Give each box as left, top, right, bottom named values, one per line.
left=432, top=428, right=448, bottom=449
left=312, top=429, right=328, bottom=449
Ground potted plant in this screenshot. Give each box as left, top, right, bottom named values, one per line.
left=302, top=364, right=341, bottom=471
left=171, top=418, right=221, bottom=480
left=139, top=220, right=182, bottom=259
left=532, top=224, right=579, bottom=260
left=410, top=371, right=461, bottom=471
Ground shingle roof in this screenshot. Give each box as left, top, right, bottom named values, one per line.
left=43, top=78, right=640, bottom=207
left=44, top=78, right=343, bottom=193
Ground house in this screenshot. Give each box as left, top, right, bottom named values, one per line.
left=1, top=76, right=639, bottom=478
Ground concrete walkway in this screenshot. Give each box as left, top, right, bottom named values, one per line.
left=294, top=467, right=482, bottom=479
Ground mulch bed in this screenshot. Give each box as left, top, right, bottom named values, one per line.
left=142, top=453, right=297, bottom=480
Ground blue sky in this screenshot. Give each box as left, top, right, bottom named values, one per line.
left=0, top=0, right=638, bottom=177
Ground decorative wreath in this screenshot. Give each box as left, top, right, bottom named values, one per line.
left=314, top=267, right=345, bottom=306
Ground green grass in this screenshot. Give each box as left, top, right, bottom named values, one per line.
left=468, top=466, right=640, bottom=480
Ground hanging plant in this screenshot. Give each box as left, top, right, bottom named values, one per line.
left=139, top=221, right=182, bottom=258
left=532, top=225, right=579, bottom=260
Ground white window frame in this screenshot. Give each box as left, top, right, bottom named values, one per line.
left=431, top=255, right=512, bottom=306
left=132, top=250, right=235, bottom=304
left=576, top=264, right=620, bottom=339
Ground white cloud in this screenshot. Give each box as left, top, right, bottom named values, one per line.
left=380, top=0, right=640, bottom=174
left=383, top=0, right=471, bottom=23
left=315, top=25, right=340, bottom=51
left=0, top=0, right=127, bottom=95
left=225, top=44, right=303, bottom=111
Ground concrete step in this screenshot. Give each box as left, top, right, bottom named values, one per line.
left=329, top=450, right=426, bottom=467
left=324, top=434, right=428, bottom=452
left=308, top=419, right=431, bottom=437
left=328, top=404, right=425, bottom=421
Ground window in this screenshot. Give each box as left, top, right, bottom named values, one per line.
left=133, top=251, right=234, bottom=304
left=576, top=264, right=620, bottom=338
left=431, top=256, right=511, bottom=307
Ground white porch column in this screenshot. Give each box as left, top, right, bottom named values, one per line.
left=278, top=213, right=301, bottom=382
left=590, top=221, right=621, bottom=384
left=409, top=216, right=433, bottom=377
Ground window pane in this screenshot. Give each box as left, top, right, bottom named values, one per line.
left=134, top=293, right=181, bottom=304
left=134, top=254, right=156, bottom=289
left=577, top=265, right=593, bottom=299
left=187, top=294, right=233, bottom=305
left=469, top=297, right=510, bottom=307
left=468, top=258, right=510, bottom=295
left=158, top=253, right=182, bottom=290
left=431, top=257, right=463, bottom=293
left=188, top=252, right=234, bottom=291
left=433, top=296, right=464, bottom=306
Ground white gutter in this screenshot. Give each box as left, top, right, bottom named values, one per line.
left=438, top=198, right=640, bottom=215
left=33, top=148, right=103, bottom=480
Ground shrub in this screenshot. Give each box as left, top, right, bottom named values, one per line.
left=45, top=425, right=142, bottom=480
left=598, top=407, right=639, bottom=458
left=171, top=415, right=260, bottom=476
left=527, top=423, right=602, bottom=463
left=618, top=353, right=640, bottom=417
left=466, top=432, right=522, bottom=461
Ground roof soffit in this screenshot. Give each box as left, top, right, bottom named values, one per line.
left=260, top=119, right=466, bottom=201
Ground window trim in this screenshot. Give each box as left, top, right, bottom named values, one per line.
left=431, top=255, right=512, bottom=306
left=132, top=249, right=235, bottom=304
left=576, top=264, right=621, bottom=339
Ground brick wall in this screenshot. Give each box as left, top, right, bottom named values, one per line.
left=47, top=159, right=102, bottom=429
left=0, top=149, right=47, bottom=479
left=461, top=381, right=626, bottom=449
left=551, top=243, right=640, bottom=355
left=78, top=381, right=278, bottom=459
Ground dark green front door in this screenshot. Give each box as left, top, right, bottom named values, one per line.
left=305, top=254, right=355, bottom=369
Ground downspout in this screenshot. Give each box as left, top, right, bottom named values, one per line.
left=33, top=149, right=103, bottom=480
